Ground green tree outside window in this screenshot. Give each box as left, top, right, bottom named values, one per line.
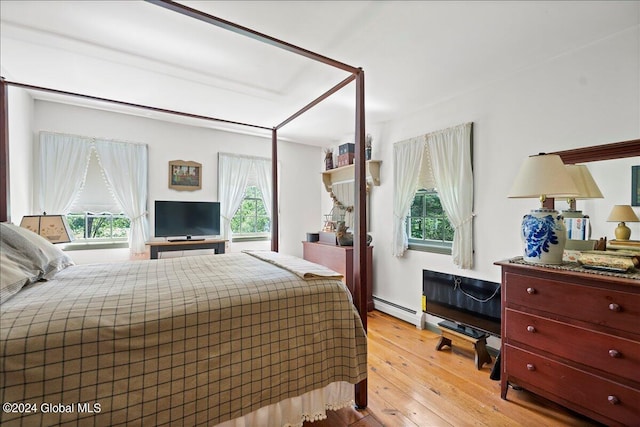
left=231, top=186, right=270, bottom=235
left=67, top=212, right=130, bottom=240
left=407, top=189, right=453, bottom=244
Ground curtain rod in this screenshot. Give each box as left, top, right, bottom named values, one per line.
left=4, top=80, right=273, bottom=132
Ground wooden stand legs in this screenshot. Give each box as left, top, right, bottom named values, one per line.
left=436, top=328, right=492, bottom=370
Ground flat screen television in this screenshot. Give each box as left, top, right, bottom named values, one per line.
left=154, top=200, right=221, bottom=241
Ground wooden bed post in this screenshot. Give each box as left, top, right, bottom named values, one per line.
left=0, top=77, right=9, bottom=223
left=271, top=128, right=279, bottom=252
left=354, top=68, right=368, bottom=409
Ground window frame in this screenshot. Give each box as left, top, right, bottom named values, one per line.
left=406, top=188, right=453, bottom=255
left=230, top=185, right=271, bottom=242
left=64, top=211, right=130, bottom=250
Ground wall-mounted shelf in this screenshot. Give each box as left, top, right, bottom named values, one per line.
left=322, top=160, right=382, bottom=192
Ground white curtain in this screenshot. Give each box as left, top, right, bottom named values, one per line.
left=94, top=139, right=149, bottom=256
left=37, top=132, right=92, bottom=214
left=218, top=153, right=253, bottom=239
left=253, top=157, right=273, bottom=219
left=427, top=122, right=474, bottom=269
left=392, top=137, right=425, bottom=256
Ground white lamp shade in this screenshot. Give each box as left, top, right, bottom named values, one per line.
left=508, top=154, right=579, bottom=199
left=562, top=164, right=603, bottom=199
left=509, top=154, right=576, bottom=265
left=20, top=215, right=74, bottom=244
left=607, top=205, right=640, bottom=222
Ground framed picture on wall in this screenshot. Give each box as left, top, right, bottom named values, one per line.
left=169, top=160, right=202, bottom=191
left=633, top=165, right=640, bottom=206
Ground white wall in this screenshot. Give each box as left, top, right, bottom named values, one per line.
left=27, top=101, right=323, bottom=263
left=367, top=24, right=639, bottom=321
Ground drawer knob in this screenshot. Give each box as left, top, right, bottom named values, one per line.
left=527, top=325, right=536, bottom=333
left=607, top=395, right=620, bottom=405
left=526, top=287, right=536, bottom=295
left=609, top=349, right=621, bottom=358
left=526, top=363, right=535, bottom=371
left=608, top=303, right=622, bottom=312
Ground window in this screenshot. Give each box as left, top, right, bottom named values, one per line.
left=407, top=188, right=453, bottom=254
left=67, top=212, right=130, bottom=240
left=37, top=132, right=148, bottom=254
left=230, top=185, right=270, bottom=240
left=392, top=122, right=473, bottom=267
left=218, top=153, right=272, bottom=242
left=65, top=150, right=130, bottom=248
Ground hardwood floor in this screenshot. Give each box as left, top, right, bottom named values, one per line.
left=306, top=310, right=604, bottom=427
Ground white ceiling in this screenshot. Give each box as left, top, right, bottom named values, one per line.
left=1, top=1, right=637, bottom=146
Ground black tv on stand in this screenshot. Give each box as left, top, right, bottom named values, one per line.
left=155, top=200, right=221, bottom=241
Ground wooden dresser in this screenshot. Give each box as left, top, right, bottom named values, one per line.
left=496, top=259, right=640, bottom=426
left=302, top=241, right=374, bottom=311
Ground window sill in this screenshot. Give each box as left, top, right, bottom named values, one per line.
left=63, top=241, right=129, bottom=251
left=231, top=234, right=271, bottom=243
left=408, top=241, right=452, bottom=255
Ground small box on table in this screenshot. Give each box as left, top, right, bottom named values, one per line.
left=319, top=231, right=337, bottom=245
left=338, top=143, right=355, bottom=155
left=337, top=153, right=355, bottom=167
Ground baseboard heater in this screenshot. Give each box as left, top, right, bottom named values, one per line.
left=372, top=297, right=421, bottom=326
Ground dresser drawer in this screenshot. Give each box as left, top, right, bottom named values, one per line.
left=504, top=272, right=640, bottom=334
left=505, top=309, right=640, bottom=382
left=504, top=344, right=640, bottom=426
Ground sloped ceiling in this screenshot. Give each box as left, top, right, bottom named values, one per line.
left=1, top=1, right=637, bottom=146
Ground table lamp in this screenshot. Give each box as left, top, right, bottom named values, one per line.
left=561, top=164, right=603, bottom=216
left=607, top=205, right=639, bottom=241
left=19, top=214, right=74, bottom=244
left=560, top=164, right=603, bottom=240
left=508, top=154, right=578, bottom=264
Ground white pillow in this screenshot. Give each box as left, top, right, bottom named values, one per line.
left=0, top=252, right=40, bottom=304
left=0, top=222, right=75, bottom=303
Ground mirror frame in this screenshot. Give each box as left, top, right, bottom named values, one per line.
left=543, top=138, right=640, bottom=209
left=551, top=138, right=639, bottom=165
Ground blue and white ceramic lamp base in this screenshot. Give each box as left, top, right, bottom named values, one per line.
left=521, top=209, right=567, bottom=265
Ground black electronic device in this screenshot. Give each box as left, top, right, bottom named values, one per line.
left=422, top=269, right=501, bottom=337
left=154, top=200, right=221, bottom=240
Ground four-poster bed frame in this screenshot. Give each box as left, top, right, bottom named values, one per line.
left=0, top=0, right=368, bottom=409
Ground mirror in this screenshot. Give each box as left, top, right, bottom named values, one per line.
left=550, top=139, right=640, bottom=243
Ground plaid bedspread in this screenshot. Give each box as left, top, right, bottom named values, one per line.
left=0, top=252, right=367, bottom=426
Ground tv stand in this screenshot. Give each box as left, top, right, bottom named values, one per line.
left=146, top=239, right=227, bottom=259
left=436, top=320, right=492, bottom=370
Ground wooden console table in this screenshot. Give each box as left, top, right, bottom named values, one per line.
left=302, top=241, right=374, bottom=311
left=146, top=239, right=227, bottom=259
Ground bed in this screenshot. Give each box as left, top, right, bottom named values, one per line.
left=0, top=1, right=370, bottom=424
left=0, top=223, right=367, bottom=426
